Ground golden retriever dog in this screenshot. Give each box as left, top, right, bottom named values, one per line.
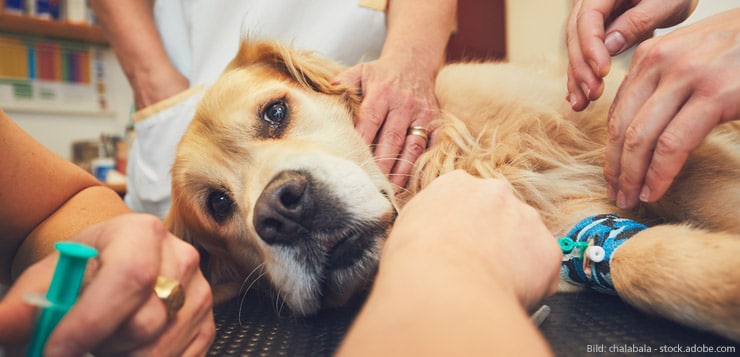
left=166, top=40, right=740, bottom=342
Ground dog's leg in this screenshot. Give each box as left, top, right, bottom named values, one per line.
left=611, top=224, right=740, bottom=342
left=645, top=129, right=740, bottom=234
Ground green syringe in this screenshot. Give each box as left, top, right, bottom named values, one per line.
left=26, top=241, right=98, bottom=357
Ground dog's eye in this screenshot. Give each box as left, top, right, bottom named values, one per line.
left=263, top=100, right=288, bottom=126
left=207, top=190, right=235, bottom=223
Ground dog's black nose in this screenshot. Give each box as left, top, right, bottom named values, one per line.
left=254, top=170, right=313, bottom=245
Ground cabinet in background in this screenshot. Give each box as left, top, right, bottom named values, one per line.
left=447, top=0, right=506, bottom=62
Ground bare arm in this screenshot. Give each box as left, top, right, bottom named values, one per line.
left=338, top=249, right=554, bottom=356
left=89, top=0, right=188, bottom=109
left=0, top=110, right=130, bottom=283
left=337, top=171, right=560, bottom=356
left=0, top=111, right=215, bottom=354
left=382, top=0, right=455, bottom=78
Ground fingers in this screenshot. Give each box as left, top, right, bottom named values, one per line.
left=576, top=0, right=613, bottom=78
left=124, top=235, right=215, bottom=356
left=360, top=87, right=399, bottom=176
left=348, top=60, right=436, bottom=189
left=516, top=204, right=562, bottom=309
left=46, top=215, right=166, bottom=356
left=610, top=81, right=687, bottom=209
left=398, top=170, right=561, bottom=307
left=640, top=96, right=721, bottom=203
left=375, top=101, right=436, bottom=190
left=377, top=90, right=433, bottom=188
left=603, top=41, right=663, bottom=206
left=0, top=298, right=36, bottom=344
left=567, top=0, right=696, bottom=111
left=332, top=64, right=364, bottom=93
left=601, top=1, right=663, bottom=57
left=0, top=257, right=56, bottom=345
left=179, top=318, right=218, bottom=357
left=566, top=39, right=604, bottom=111
left=603, top=9, right=739, bottom=208
left=566, top=0, right=613, bottom=110
left=335, top=63, right=387, bottom=147
left=44, top=214, right=214, bottom=356
left=90, top=295, right=172, bottom=355
left=123, top=270, right=215, bottom=356
left=389, top=125, right=430, bottom=189
left=566, top=0, right=591, bottom=111
left=604, top=0, right=698, bottom=56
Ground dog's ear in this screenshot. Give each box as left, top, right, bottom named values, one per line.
left=165, top=207, right=249, bottom=303
left=227, top=40, right=362, bottom=116
left=164, top=206, right=216, bottom=281
left=164, top=208, right=194, bottom=245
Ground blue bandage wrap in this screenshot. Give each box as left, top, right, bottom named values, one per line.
left=560, top=214, right=647, bottom=294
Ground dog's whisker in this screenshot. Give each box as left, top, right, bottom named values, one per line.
left=339, top=146, right=381, bottom=169
left=277, top=295, right=287, bottom=316
left=345, top=145, right=374, bottom=157
left=239, top=263, right=266, bottom=295
left=269, top=286, right=290, bottom=317
left=238, top=265, right=267, bottom=327
left=358, top=157, right=386, bottom=170
left=368, top=142, right=415, bottom=150
left=268, top=286, right=283, bottom=316
left=240, top=271, right=266, bottom=301
left=238, top=279, right=266, bottom=327
left=372, top=156, right=418, bottom=167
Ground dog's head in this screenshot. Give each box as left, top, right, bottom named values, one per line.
left=166, top=41, right=397, bottom=316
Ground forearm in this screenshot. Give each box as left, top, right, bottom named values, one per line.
left=338, top=243, right=553, bottom=356
left=0, top=111, right=132, bottom=282
left=11, top=186, right=131, bottom=280
left=90, top=0, right=187, bottom=108
left=382, top=0, right=456, bottom=76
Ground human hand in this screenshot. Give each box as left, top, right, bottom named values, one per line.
left=566, top=0, right=697, bottom=111
left=385, top=170, right=562, bottom=309
left=0, top=214, right=215, bottom=356
left=604, top=8, right=740, bottom=209
left=131, top=64, right=190, bottom=110
left=334, top=56, right=441, bottom=190
left=88, top=0, right=190, bottom=111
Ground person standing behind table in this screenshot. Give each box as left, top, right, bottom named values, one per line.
left=90, top=0, right=457, bottom=218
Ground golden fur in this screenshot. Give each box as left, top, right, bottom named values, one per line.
left=167, top=41, right=740, bottom=341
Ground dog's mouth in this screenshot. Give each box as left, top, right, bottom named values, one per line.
left=327, top=229, right=376, bottom=269
left=251, top=169, right=395, bottom=316
left=317, top=218, right=393, bottom=310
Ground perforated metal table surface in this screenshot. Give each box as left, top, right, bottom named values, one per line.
left=210, top=291, right=739, bottom=356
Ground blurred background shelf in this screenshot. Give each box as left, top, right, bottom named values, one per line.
left=0, top=12, right=107, bottom=45
left=2, top=104, right=115, bottom=117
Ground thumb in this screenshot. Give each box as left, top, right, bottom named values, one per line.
left=604, top=2, right=693, bottom=56
left=332, top=63, right=363, bottom=88
left=0, top=292, right=38, bottom=345
left=0, top=254, right=58, bottom=346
